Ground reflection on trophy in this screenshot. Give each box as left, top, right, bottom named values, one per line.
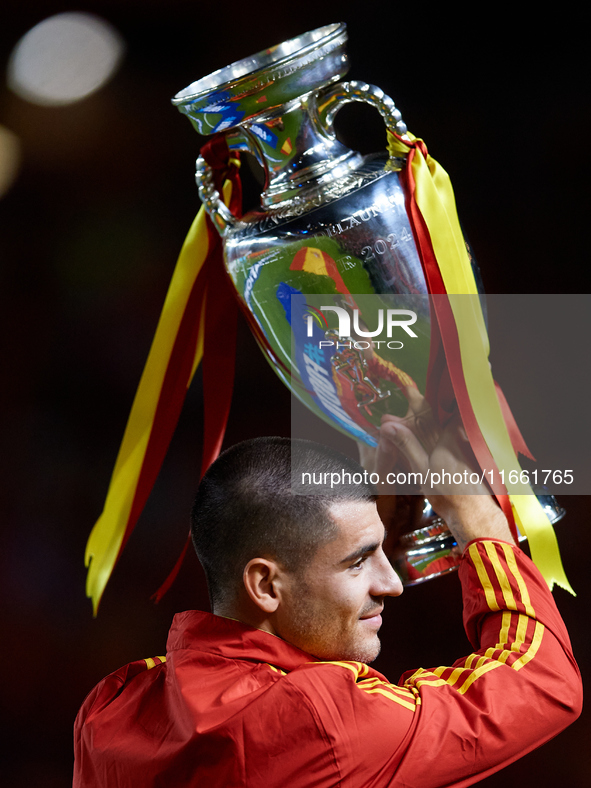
left=326, top=329, right=391, bottom=418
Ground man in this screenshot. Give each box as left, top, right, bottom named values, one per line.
left=73, top=435, right=582, bottom=787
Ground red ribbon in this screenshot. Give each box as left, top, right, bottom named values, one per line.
left=152, top=137, right=242, bottom=601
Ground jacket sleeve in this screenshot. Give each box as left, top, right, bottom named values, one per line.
left=291, top=539, right=582, bottom=788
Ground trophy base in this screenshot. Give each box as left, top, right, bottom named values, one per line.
left=391, top=495, right=566, bottom=586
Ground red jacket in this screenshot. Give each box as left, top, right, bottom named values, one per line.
left=73, top=540, right=582, bottom=787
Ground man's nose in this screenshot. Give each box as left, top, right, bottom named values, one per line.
left=373, top=551, right=404, bottom=597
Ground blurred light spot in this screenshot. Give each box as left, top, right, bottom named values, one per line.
left=7, top=12, right=124, bottom=106
left=0, top=125, right=21, bottom=198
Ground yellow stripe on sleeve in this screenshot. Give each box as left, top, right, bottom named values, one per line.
left=399, top=544, right=545, bottom=698
left=512, top=621, right=545, bottom=671
left=484, top=542, right=517, bottom=611
left=514, top=613, right=529, bottom=652
left=458, top=659, right=502, bottom=694
left=316, top=660, right=366, bottom=678
left=144, top=656, right=166, bottom=669
left=360, top=686, right=418, bottom=712
left=316, top=662, right=419, bottom=710
left=500, top=542, right=536, bottom=618
left=445, top=665, right=469, bottom=688
left=469, top=543, right=500, bottom=611
left=430, top=664, right=465, bottom=688
left=496, top=610, right=512, bottom=650
left=464, top=653, right=477, bottom=669
left=267, top=664, right=287, bottom=675
left=358, top=678, right=416, bottom=700
left=413, top=677, right=449, bottom=689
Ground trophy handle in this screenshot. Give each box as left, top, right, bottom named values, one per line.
left=195, top=154, right=243, bottom=237
left=314, top=80, right=408, bottom=169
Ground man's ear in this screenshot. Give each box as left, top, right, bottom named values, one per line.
left=243, top=558, right=285, bottom=614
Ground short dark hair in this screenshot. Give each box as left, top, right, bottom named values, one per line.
left=191, top=437, right=377, bottom=607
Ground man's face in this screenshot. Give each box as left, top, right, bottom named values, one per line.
left=275, top=500, right=403, bottom=663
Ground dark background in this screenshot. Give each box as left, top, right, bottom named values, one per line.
left=1, top=2, right=588, bottom=786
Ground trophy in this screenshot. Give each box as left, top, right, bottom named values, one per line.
left=171, top=23, right=565, bottom=585
left=84, top=23, right=570, bottom=612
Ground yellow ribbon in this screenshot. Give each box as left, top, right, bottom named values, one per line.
left=387, top=131, right=573, bottom=594
left=84, top=182, right=233, bottom=614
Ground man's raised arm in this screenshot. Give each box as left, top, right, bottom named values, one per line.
left=339, top=407, right=584, bottom=787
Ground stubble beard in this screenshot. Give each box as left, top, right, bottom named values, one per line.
left=285, top=586, right=382, bottom=663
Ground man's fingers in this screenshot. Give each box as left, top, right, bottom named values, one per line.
left=380, top=419, right=429, bottom=475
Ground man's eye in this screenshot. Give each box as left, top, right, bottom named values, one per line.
left=351, top=556, right=366, bottom=569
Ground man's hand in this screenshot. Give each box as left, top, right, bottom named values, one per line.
left=360, top=391, right=515, bottom=551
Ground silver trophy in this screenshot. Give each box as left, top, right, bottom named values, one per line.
left=173, top=23, right=564, bottom=584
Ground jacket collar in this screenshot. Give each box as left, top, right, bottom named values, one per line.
left=167, top=610, right=318, bottom=673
